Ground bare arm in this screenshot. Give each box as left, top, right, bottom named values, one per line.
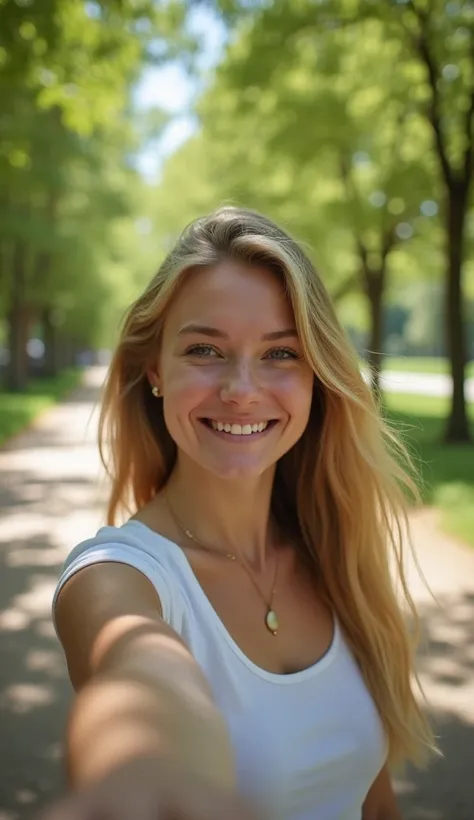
left=55, top=562, right=236, bottom=790
left=362, top=764, right=404, bottom=820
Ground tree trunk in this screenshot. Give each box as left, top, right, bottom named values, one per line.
left=444, top=183, right=472, bottom=444
left=0, top=242, right=5, bottom=292
left=42, top=306, right=59, bottom=378
left=58, top=334, right=74, bottom=369
left=365, top=272, right=385, bottom=396
left=7, top=242, right=30, bottom=392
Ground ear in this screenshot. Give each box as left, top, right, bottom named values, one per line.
left=146, top=368, right=161, bottom=392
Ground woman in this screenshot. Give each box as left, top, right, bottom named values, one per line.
left=49, top=207, right=434, bottom=820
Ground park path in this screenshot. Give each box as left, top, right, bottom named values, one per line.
left=379, top=370, right=474, bottom=401
left=0, top=367, right=473, bottom=819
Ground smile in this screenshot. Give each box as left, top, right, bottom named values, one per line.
left=201, top=419, right=275, bottom=436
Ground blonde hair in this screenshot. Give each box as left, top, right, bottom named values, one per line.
left=99, top=205, right=435, bottom=769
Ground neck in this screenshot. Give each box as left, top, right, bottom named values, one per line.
left=164, top=456, right=277, bottom=570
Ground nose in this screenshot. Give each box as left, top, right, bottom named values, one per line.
left=219, top=358, right=261, bottom=405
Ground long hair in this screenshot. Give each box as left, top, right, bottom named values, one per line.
left=99, top=205, right=435, bottom=768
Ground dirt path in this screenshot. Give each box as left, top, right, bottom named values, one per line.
left=0, top=367, right=472, bottom=819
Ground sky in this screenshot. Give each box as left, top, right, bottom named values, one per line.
left=133, top=7, right=226, bottom=181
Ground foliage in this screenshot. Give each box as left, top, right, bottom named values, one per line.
left=0, top=0, right=184, bottom=387
left=177, top=0, right=473, bottom=435
left=0, top=367, right=83, bottom=445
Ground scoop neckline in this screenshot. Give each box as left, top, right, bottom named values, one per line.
left=123, top=519, right=341, bottom=685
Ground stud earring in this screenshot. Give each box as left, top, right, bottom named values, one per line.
left=151, top=385, right=161, bottom=398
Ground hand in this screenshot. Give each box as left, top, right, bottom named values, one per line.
left=39, top=756, right=265, bottom=820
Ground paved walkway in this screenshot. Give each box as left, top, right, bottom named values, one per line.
left=359, top=367, right=474, bottom=400
left=379, top=370, right=474, bottom=401
left=0, top=368, right=473, bottom=819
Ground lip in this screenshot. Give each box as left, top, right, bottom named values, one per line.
left=199, top=418, right=278, bottom=441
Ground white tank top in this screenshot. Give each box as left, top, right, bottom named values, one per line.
left=52, top=521, right=387, bottom=820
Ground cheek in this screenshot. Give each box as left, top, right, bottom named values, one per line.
left=269, top=368, right=314, bottom=413
left=164, top=365, right=217, bottom=407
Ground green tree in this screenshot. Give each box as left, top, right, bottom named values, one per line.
left=193, top=10, right=439, bottom=392
left=382, top=0, right=474, bottom=441
left=0, top=0, right=163, bottom=388
left=205, top=0, right=473, bottom=440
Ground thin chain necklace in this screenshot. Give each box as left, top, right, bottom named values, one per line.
left=164, top=492, right=280, bottom=636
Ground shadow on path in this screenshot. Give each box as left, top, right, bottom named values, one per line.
left=0, top=369, right=107, bottom=817
left=0, top=532, right=71, bottom=819
left=395, top=591, right=474, bottom=820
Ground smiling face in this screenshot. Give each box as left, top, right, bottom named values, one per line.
left=151, top=260, right=314, bottom=481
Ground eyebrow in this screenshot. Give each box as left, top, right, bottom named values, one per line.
left=177, top=323, right=299, bottom=342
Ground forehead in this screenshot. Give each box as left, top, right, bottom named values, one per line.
left=164, top=260, right=295, bottom=335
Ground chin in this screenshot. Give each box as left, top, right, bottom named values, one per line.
left=201, top=457, right=272, bottom=482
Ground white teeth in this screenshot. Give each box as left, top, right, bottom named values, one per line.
left=210, top=420, right=269, bottom=435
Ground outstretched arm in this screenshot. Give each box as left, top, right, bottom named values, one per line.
left=55, top=562, right=236, bottom=791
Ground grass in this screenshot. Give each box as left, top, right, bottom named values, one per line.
left=382, top=356, right=474, bottom=378
left=0, top=368, right=83, bottom=447
left=385, top=392, right=474, bottom=548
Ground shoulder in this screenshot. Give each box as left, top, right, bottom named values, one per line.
left=54, top=521, right=186, bottom=628
left=61, top=519, right=184, bottom=574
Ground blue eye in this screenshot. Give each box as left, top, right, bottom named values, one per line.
left=266, top=347, right=300, bottom=360
left=184, top=344, right=220, bottom=357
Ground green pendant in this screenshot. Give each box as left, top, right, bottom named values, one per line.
left=265, top=609, right=279, bottom=635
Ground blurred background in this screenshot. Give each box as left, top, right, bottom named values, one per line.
left=0, top=2, right=473, bottom=816
left=1, top=0, right=473, bottom=544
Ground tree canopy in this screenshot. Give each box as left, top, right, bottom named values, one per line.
left=150, top=0, right=473, bottom=440
left=0, top=0, right=180, bottom=386
left=1, top=0, right=472, bottom=442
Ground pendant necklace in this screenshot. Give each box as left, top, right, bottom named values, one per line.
left=165, top=492, right=280, bottom=636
